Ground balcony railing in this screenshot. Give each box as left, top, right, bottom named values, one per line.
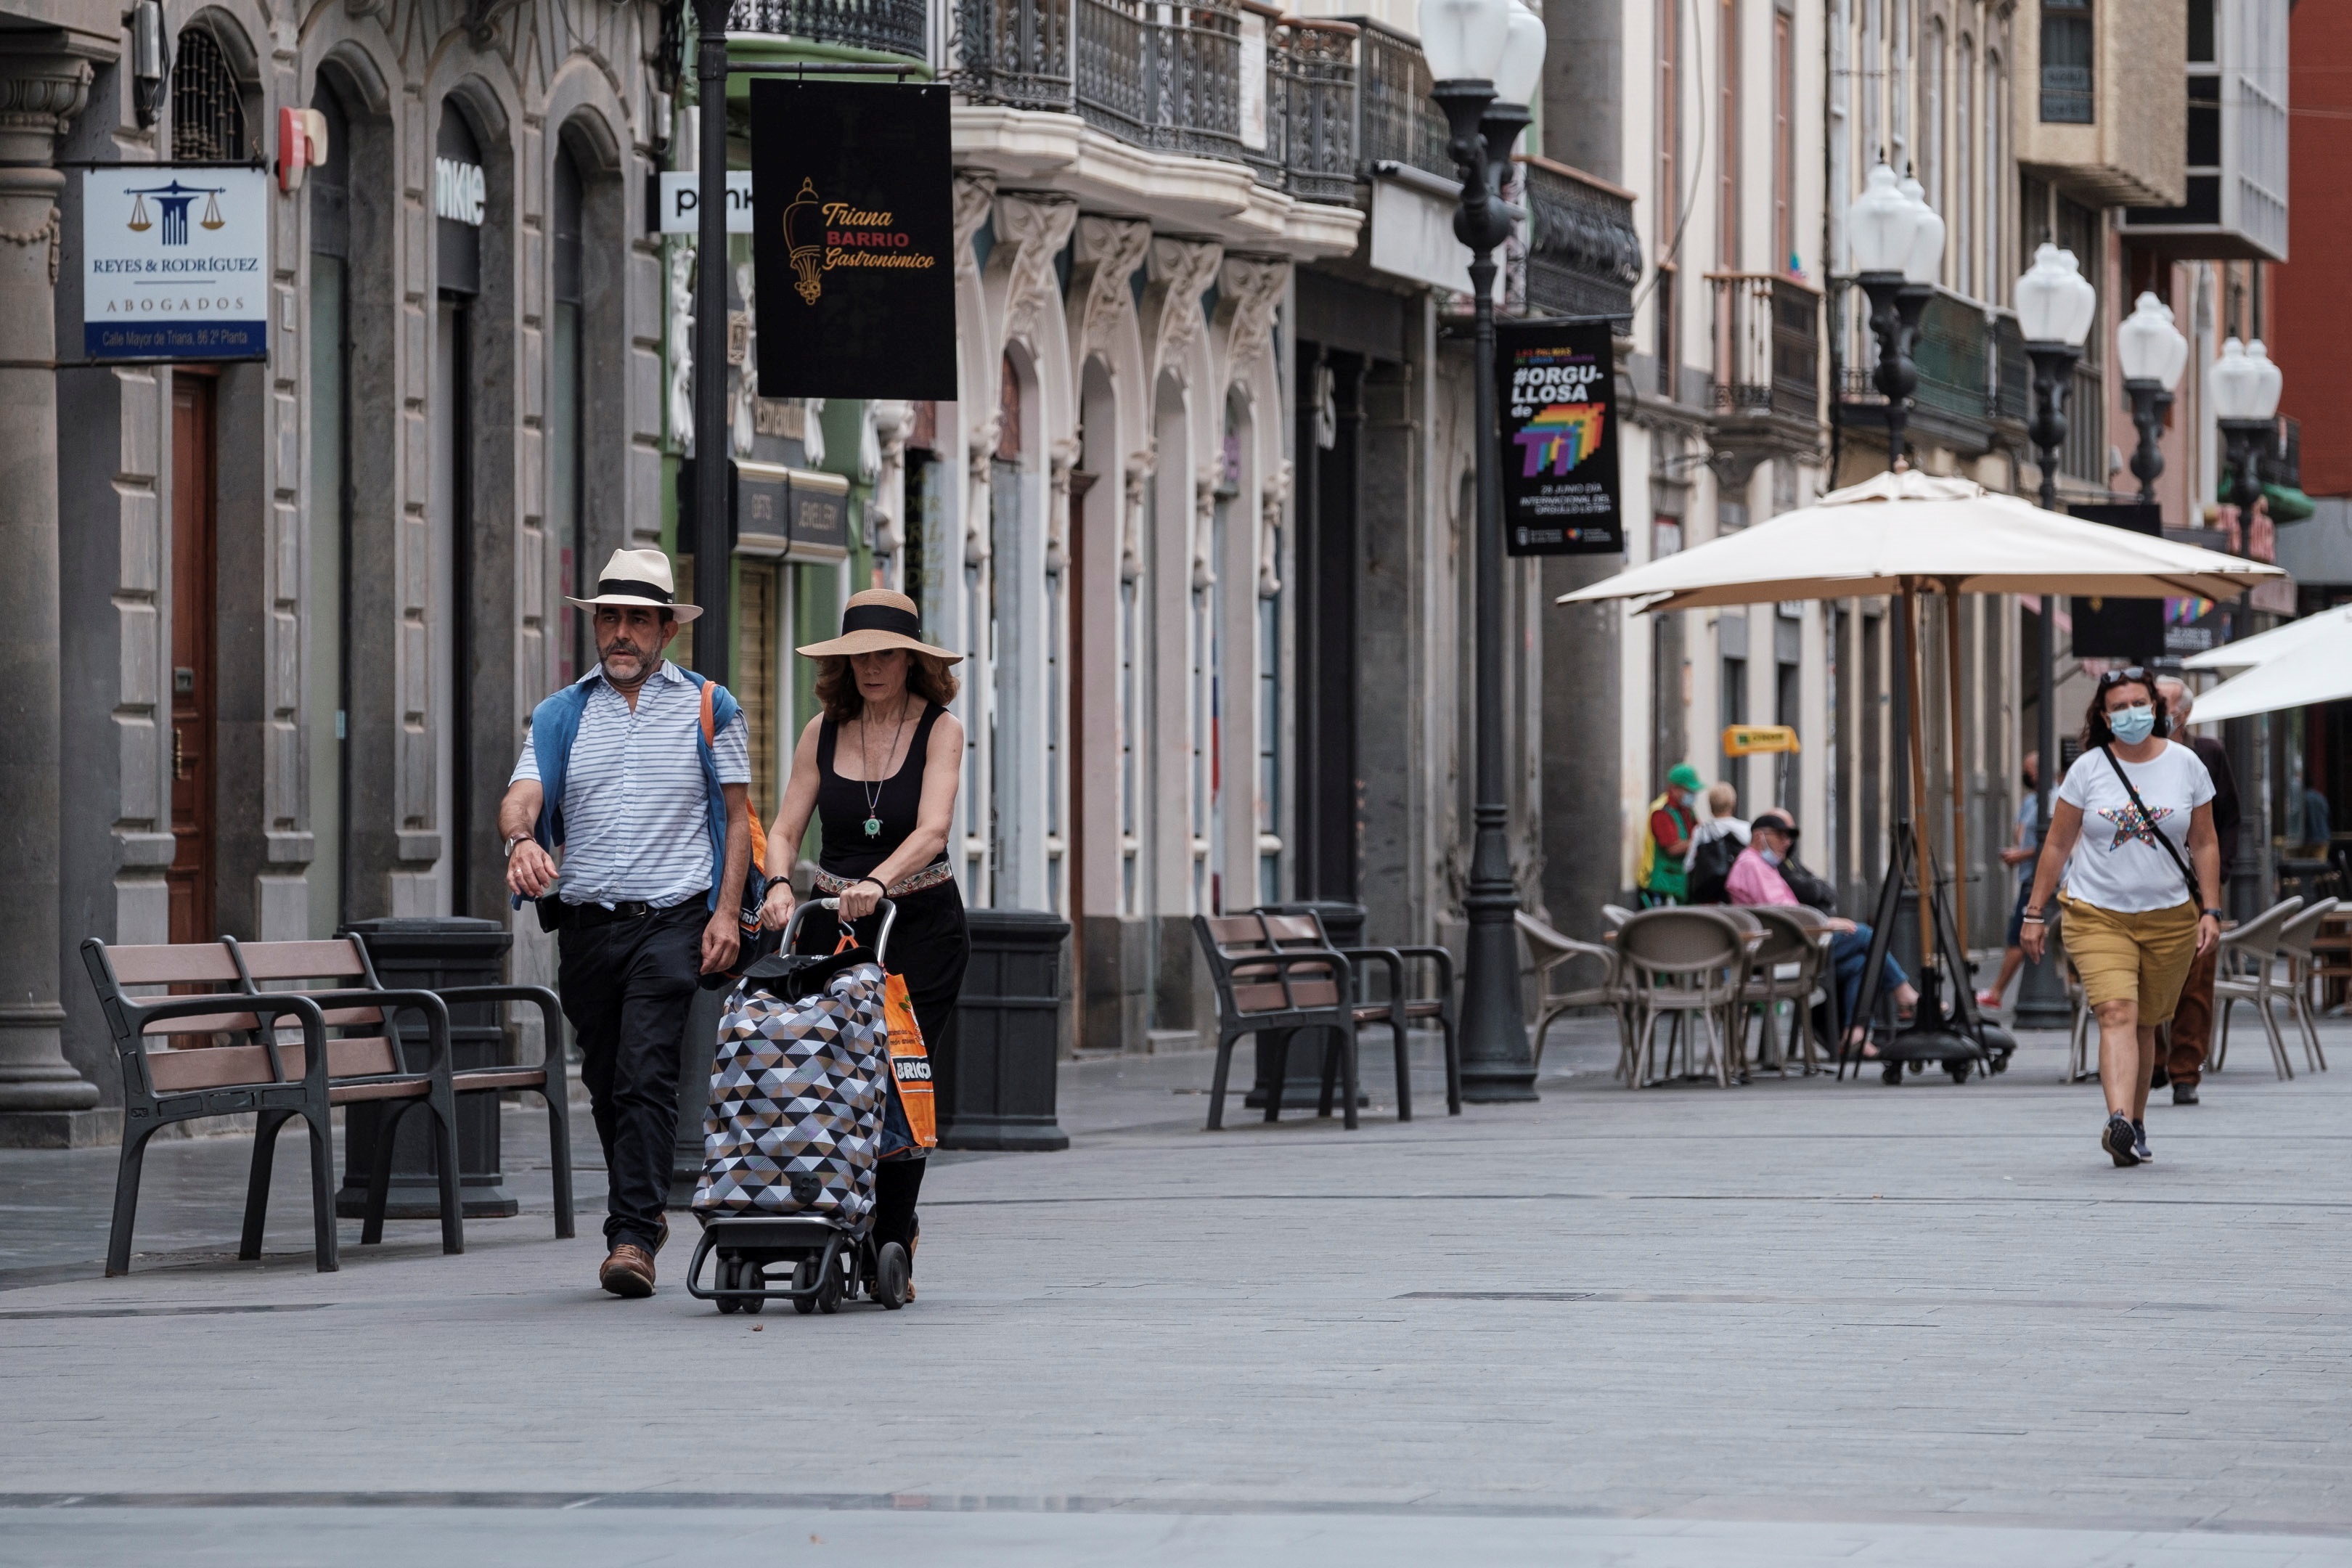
left=1706, top=272, right=1820, bottom=423
left=1350, top=18, right=1449, bottom=180
left=1833, top=282, right=2029, bottom=439
left=728, top=0, right=928, bottom=58
left=2059, top=359, right=2105, bottom=485
left=1524, top=158, right=1641, bottom=319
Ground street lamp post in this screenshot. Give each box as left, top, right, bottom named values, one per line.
left=2116, top=291, right=2189, bottom=507
left=1424, top=0, right=1541, bottom=1102
left=1847, top=164, right=1927, bottom=466
left=2209, top=333, right=2284, bottom=919
left=2012, top=241, right=2097, bottom=1029
left=690, top=0, right=734, bottom=674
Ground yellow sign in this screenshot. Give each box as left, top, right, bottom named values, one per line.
left=1723, top=724, right=1800, bottom=756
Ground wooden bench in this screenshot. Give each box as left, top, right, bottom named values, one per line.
left=82, top=936, right=464, bottom=1275
left=1254, top=909, right=1461, bottom=1119
left=234, top=936, right=573, bottom=1244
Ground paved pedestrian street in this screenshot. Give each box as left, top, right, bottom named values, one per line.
left=4, top=1019, right=2351, bottom=1567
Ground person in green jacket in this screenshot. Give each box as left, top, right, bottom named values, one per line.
left=1638, top=763, right=1705, bottom=906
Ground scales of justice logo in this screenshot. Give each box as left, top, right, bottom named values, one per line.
left=780, top=176, right=935, bottom=306
left=123, top=180, right=229, bottom=246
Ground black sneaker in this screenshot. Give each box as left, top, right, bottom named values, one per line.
left=2132, top=1119, right=2152, bottom=1163
left=2149, top=1064, right=2170, bottom=1090
left=2172, top=1082, right=2200, bottom=1106
left=2103, top=1114, right=2140, bottom=1167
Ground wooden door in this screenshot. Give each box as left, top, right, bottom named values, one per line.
left=169, top=376, right=218, bottom=944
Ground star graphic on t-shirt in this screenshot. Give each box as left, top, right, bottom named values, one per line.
left=2095, top=802, right=2173, bottom=851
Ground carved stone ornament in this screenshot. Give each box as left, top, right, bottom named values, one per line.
left=1219, top=255, right=1290, bottom=393
left=995, top=192, right=1079, bottom=351
left=1121, top=446, right=1153, bottom=585
left=966, top=415, right=1001, bottom=569
left=870, top=400, right=913, bottom=566
left=1044, top=436, right=1079, bottom=576
left=666, top=245, right=695, bottom=454
left=1258, top=458, right=1291, bottom=598
left=1074, top=216, right=1151, bottom=364
left=730, top=261, right=757, bottom=459
left=952, top=172, right=997, bottom=285
left=1191, top=462, right=1220, bottom=594
left=1148, top=237, right=1223, bottom=387
left=0, top=55, right=92, bottom=139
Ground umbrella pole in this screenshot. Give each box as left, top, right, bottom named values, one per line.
left=1899, top=582, right=1936, bottom=985
left=1942, top=579, right=1969, bottom=960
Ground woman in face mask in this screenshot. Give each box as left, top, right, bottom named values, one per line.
left=2020, top=669, right=2224, bottom=1168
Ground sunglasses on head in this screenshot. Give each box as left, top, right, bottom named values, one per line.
left=2096, top=666, right=2152, bottom=690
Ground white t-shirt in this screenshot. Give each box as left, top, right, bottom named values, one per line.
left=2055, top=741, right=2215, bottom=914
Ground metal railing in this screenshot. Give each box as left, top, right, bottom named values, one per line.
left=2059, top=359, right=2104, bottom=485
left=1522, top=158, right=1641, bottom=319
left=1706, top=272, right=1820, bottom=422
left=1832, top=281, right=2030, bottom=434
left=1272, top=18, right=1358, bottom=200
left=728, top=0, right=929, bottom=57
left=1349, top=17, right=1449, bottom=179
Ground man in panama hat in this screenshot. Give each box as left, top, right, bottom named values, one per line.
left=497, top=547, right=754, bottom=1298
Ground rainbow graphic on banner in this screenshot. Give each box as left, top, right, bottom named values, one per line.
left=1514, top=402, right=1606, bottom=477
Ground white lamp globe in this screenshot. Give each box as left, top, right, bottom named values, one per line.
left=2209, top=337, right=2259, bottom=420
left=1847, top=163, right=1920, bottom=276
left=2245, top=340, right=2283, bottom=418
left=2015, top=242, right=2096, bottom=348
left=1491, top=1, right=1547, bottom=107
left=2157, top=301, right=2191, bottom=391
left=1418, top=0, right=1512, bottom=82
left=2117, top=292, right=2187, bottom=389
left=1898, top=175, right=1945, bottom=286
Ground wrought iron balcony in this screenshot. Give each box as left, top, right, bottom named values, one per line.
left=727, top=0, right=929, bottom=60
left=1832, top=282, right=2031, bottom=453
left=1349, top=18, right=1448, bottom=180
left=1520, top=158, right=1640, bottom=320
left=1706, top=273, right=1818, bottom=425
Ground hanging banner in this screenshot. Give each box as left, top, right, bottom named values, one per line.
left=82, top=166, right=270, bottom=362
left=1496, top=318, right=1622, bottom=555
left=749, top=79, right=955, bottom=401
left=2067, top=503, right=2165, bottom=660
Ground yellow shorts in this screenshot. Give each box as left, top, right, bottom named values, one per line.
left=2058, top=896, right=2200, bottom=1024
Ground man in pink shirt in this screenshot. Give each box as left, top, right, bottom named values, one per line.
left=1729, top=811, right=1918, bottom=1048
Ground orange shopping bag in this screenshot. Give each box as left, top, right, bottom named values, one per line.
left=881, top=973, right=937, bottom=1148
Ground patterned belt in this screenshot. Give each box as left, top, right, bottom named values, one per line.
left=813, top=861, right=956, bottom=899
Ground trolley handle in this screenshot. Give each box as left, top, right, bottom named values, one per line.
left=779, top=894, right=898, bottom=968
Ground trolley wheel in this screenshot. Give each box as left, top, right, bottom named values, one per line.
left=740, top=1259, right=767, bottom=1314
left=816, top=1256, right=844, bottom=1315
left=1906, top=1058, right=1924, bottom=1076
left=1881, top=1061, right=1903, bottom=1086
left=714, top=1255, right=742, bottom=1314
left=791, top=1258, right=818, bottom=1315
left=875, top=1242, right=910, bottom=1310
left=1945, top=1059, right=1973, bottom=1084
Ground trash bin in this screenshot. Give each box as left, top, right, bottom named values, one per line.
left=940, top=909, right=1071, bottom=1151
left=335, top=916, right=519, bottom=1220
left=1246, top=901, right=1369, bottom=1111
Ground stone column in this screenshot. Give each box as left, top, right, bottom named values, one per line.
left=0, top=43, right=101, bottom=1146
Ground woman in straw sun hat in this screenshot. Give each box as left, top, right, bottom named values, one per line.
left=761, top=589, right=965, bottom=1297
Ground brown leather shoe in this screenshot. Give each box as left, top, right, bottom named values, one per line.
left=600, top=1243, right=657, bottom=1298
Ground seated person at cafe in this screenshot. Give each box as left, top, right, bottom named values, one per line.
left=1728, top=809, right=1919, bottom=1049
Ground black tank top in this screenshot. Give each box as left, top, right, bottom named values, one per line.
left=816, top=701, right=947, bottom=879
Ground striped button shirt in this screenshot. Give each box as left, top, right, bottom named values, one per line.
left=510, top=661, right=751, bottom=910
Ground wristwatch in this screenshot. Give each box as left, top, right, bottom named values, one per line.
left=502, top=832, right=532, bottom=860
left=2200, top=907, right=2226, bottom=919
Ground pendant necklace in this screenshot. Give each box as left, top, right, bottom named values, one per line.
left=861, top=698, right=910, bottom=840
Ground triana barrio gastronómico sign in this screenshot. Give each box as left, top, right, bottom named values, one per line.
left=750, top=79, right=955, bottom=401
left=1495, top=318, right=1622, bottom=556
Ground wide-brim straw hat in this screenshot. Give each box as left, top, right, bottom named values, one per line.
left=565, top=547, right=703, bottom=624
left=796, top=589, right=963, bottom=662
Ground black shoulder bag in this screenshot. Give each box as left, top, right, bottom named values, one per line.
left=2100, top=744, right=2203, bottom=909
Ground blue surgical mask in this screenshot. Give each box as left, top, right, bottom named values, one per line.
left=2109, top=703, right=2157, bottom=745
left=1758, top=847, right=1784, bottom=867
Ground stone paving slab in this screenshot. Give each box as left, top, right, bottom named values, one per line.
left=1, top=1018, right=2347, bottom=1564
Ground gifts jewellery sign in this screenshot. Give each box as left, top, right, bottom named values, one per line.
left=1495, top=317, right=1624, bottom=556
left=749, top=78, right=955, bottom=401
left=82, top=165, right=269, bottom=362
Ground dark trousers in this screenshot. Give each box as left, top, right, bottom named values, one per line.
left=558, top=900, right=707, bottom=1254
left=2165, top=938, right=2221, bottom=1087
left=1831, top=925, right=1908, bottom=1023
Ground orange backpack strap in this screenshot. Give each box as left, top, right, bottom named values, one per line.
left=699, top=679, right=769, bottom=873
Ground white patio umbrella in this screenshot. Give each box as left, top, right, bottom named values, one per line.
left=1557, top=467, right=2285, bottom=960
left=2181, top=600, right=2352, bottom=676
left=2184, top=638, right=2352, bottom=724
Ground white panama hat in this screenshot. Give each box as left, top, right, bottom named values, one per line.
left=565, top=547, right=703, bottom=624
